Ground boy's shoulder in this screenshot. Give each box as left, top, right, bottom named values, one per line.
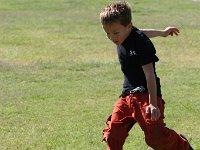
left=123, top=26, right=151, bottom=48
left=132, top=26, right=150, bottom=40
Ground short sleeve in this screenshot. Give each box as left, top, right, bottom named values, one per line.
left=138, top=38, right=159, bottom=66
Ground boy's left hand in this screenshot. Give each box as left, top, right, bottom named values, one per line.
left=146, top=104, right=161, bottom=121
left=163, top=27, right=180, bottom=37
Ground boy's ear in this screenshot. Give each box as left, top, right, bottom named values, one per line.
left=127, top=22, right=132, bottom=29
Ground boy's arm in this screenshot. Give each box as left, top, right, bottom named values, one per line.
left=142, top=63, right=161, bottom=121
left=140, top=27, right=180, bottom=38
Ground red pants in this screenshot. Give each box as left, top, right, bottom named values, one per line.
left=102, top=93, right=190, bottom=150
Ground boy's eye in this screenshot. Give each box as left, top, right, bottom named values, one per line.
left=114, top=32, right=119, bottom=35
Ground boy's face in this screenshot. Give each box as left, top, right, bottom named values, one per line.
left=103, top=22, right=132, bottom=45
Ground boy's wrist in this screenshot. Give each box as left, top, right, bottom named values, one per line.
left=149, top=100, right=158, bottom=107
left=159, top=30, right=165, bottom=37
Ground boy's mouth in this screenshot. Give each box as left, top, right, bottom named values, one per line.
left=113, top=41, right=119, bottom=45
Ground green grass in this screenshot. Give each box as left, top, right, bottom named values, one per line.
left=0, top=0, right=200, bottom=149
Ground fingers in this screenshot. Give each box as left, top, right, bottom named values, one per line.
left=146, top=105, right=161, bottom=121
left=151, top=108, right=161, bottom=121
left=146, top=106, right=150, bottom=113
left=165, top=27, right=180, bottom=37
left=170, top=28, right=180, bottom=36
left=170, top=30, right=179, bottom=36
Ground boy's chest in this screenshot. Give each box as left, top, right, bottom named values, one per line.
left=117, top=45, right=140, bottom=64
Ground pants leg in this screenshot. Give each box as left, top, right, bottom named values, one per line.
left=130, top=93, right=191, bottom=150
left=102, top=97, right=136, bottom=150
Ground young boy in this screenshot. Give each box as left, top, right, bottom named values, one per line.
left=100, top=1, right=193, bottom=150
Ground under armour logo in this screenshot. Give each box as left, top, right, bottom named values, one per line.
left=129, top=50, right=137, bottom=56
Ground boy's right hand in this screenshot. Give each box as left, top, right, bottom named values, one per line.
left=146, top=104, right=161, bottom=121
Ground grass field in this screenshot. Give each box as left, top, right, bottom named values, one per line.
left=0, top=0, right=200, bottom=149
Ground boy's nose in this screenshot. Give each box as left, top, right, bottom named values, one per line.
left=109, top=35, right=115, bottom=41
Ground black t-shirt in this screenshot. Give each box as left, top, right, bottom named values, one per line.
left=117, top=26, right=162, bottom=97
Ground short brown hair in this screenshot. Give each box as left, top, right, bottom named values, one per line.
left=100, top=1, right=132, bottom=26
